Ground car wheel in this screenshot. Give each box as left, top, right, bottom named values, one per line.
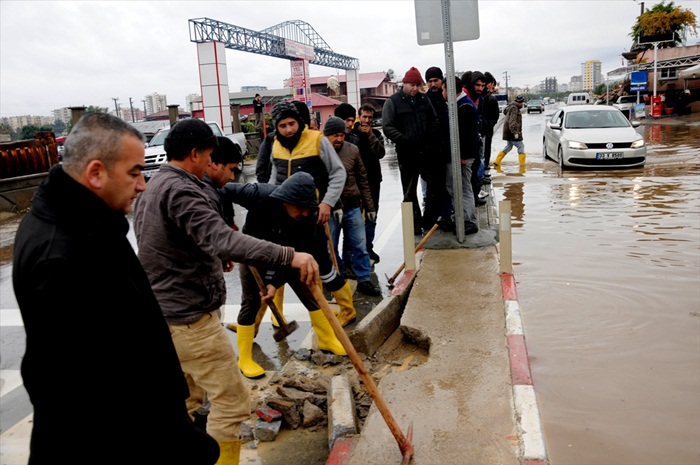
left=542, top=140, right=548, bottom=160
left=558, top=146, right=565, bottom=169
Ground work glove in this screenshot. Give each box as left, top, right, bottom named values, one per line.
left=332, top=209, right=343, bottom=224
left=366, top=211, right=377, bottom=223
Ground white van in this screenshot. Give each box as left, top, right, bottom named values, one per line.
left=567, top=93, right=591, bottom=105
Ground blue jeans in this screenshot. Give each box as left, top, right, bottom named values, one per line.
left=501, top=140, right=526, bottom=154
left=328, top=207, right=371, bottom=282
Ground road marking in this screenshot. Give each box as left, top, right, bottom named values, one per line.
left=0, top=309, right=22, bottom=327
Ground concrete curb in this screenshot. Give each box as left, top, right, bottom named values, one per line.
left=501, top=270, right=550, bottom=465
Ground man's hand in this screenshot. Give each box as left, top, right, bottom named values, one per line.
left=333, top=208, right=343, bottom=224
left=358, top=123, right=372, bottom=135
left=291, top=252, right=319, bottom=286
left=366, top=211, right=377, bottom=223
left=223, top=260, right=235, bottom=273
left=318, top=203, right=331, bottom=224
left=260, top=284, right=276, bottom=302
left=513, top=133, right=519, bottom=140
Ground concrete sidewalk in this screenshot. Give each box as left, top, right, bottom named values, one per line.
left=324, top=183, right=549, bottom=464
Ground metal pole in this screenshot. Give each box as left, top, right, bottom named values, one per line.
left=441, top=0, right=465, bottom=242
left=129, top=97, right=135, bottom=122
left=653, top=42, right=658, bottom=98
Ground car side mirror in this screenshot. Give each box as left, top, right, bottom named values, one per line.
left=631, top=121, right=641, bottom=128
left=548, top=121, right=561, bottom=130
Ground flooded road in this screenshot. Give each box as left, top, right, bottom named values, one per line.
left=492, top=109, right=700, bottom=465
left=1, top=108, right=698, bottom=465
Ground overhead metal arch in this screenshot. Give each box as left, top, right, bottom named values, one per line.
left=188, top=17, right=359, bottom=70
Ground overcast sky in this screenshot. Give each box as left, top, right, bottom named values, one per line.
left=1, top=0, right=699, bottom=118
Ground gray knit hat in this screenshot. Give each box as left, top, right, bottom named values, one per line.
left=323, top=116, right=346, bottom=136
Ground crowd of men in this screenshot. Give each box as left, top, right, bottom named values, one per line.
left=11, top=64, right=516, bottom=465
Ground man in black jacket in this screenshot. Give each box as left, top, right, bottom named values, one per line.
left=12, top=113, right=220, bottom=465
left=382, top=66, right=440, bottom=236
left=480, top=72, right=501, bottom=186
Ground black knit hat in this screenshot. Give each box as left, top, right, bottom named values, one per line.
left=271, top=101, right=303, bottom=129
left=425, top=66, right=443, bottom=81
left=334, top=103, right=356, bottom=121
left=291, top=100, right=312, bottom=127
left=269, top=172, right=318, bottom=208
left=471, top=71, right=486, bottom=85
left=164, top=118, right=218, bottom=160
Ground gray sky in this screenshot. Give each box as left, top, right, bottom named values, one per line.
left=1, top=0, right=698, bottom=118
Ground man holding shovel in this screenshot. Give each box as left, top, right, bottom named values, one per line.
left=222, top=172, right=348, bottom=378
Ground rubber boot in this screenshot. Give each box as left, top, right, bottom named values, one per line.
left=215, top=440, right=241, bottom=465
left=236, top=325, right=265, bottom=379
left=226, top=304, right=267, bottom=337
left=309, top=310, right=347, bottom=356
left=270, top=286, right=285, bottom=328
left=518, top=153, right=526, bottom=165
left=493, top=151, right=506, bottom=167
left=332, top=282, right=357, bottom=327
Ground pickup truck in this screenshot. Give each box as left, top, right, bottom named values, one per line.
left=142, top=121, right=247, bottom=181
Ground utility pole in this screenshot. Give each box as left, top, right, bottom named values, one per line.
left=142, top=99, right=147, bottom=117
left=112, top=97, right=119, bottom=117
left=503, top=71, right=510, bottom=101
left=129, top=97, right=135, bottom=122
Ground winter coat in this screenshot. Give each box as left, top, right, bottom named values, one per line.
left=382, top=90, right=439, bottom=158
left=133, top=164, right=294, bottom=325
left=481, top=92, right=500, bottom=136
left=502, top=103, right=523, bottom=141
left=12, top=166, right=219, bottom=465
left=270, top=129, right=346, bottom=209
left=349, top=123, right=385, bottom=198
left=334, top=141, right=375, bottom=212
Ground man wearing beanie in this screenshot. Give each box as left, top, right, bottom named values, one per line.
left=133, top=118, right=320, bottom=464
left=247, top=101, right=350, bottom=339
left=324, top=117, right=381, bottom=298
left=334, top=103, right=360, bottom=145
left=382, top=66, right=440, bottom=236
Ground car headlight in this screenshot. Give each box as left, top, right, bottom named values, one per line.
left=567, top=140, right=587, bottom=150
left=631, top=139, right=645, bottom=149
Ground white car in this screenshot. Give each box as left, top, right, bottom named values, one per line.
left=543, top=105, right=646, bottom=169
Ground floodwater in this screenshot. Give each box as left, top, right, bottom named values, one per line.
left=491, top=111, right=700, bottom=465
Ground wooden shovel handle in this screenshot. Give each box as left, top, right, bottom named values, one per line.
left=308, top=284, right=414, bottom=460
left=388, top=223, right=439, bottom=284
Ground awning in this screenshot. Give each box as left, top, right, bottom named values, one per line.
left=679, top=63, right=700, bottom=80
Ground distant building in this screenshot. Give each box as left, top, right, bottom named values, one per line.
left=144, top=92, right=168, bottom=115
left=52, top=107, right=72, bottom=125
left=241, top=86, right=267, bottom=92
left=570, top=75, right=583, bottom=92
left=1, top=115, right=54, bottom=131
left=582, top=60, right=603, bottom=90
left=185, top=93, right=200, bottom=112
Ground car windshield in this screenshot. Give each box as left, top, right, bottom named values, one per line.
left=148, top=129, right=169, bottom=147
left=564, top=110, right=630, bottom=129
left=528, top=100, right=542, bottom=105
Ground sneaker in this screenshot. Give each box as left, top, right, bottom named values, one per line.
left=464, top=224, right=479, bottom=235
left=478, top=190, right=489, bottom=199
left=357, top=280, right=382, bottom=296
left=368, top=250, right=380, bottom=264
left=476, top=199, right=487, bottom=207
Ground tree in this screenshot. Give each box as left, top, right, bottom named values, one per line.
left=53, top=120, right=66, bottom=135
left=18, top=124, right=54, bottom=140
left=630, top=1, right=698, bottom=49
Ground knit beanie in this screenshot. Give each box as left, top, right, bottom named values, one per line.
left=471, top=71, right=486, bottom=85
left=425, top=66, right=443, bottom=82
left=271, top=101, right=303, bottom=129
left=402, top=67, right=423, bottom=85
left=292, top=100, right=311, bottom=127
left=269, top=172, right=318, bottom=208
left=334, top=103, right=356, bottom=121
left=323, top=116, right=346, bottom=136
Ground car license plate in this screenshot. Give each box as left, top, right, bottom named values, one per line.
left=596, top=152, right=623, bottom=160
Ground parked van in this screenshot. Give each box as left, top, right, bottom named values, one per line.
left=567, top=93, right=591, bottom=105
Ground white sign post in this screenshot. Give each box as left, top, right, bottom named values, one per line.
left=415, top=0, right=479, bottom=242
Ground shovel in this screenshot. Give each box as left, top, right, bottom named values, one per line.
left=249, top=266, right=299, bottom=342
left=308, top=283, right=415, bottom=464
left=386, top=223, right=439, bottom=288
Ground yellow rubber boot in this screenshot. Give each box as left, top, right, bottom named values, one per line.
left=226, top=304, right=267, bottom=336
left=270, top=286, right=285, bottom=328
left=332, top=282, right=357, bottom=327
left=309, top=310, right=347, bottom=356
left=518, top=153, right=526, bottom=165
left=236, top=325, right=265, bottom=379
left=215, top=440, right=241, bottom=465
left=493, top=151, right=506, bottom=167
